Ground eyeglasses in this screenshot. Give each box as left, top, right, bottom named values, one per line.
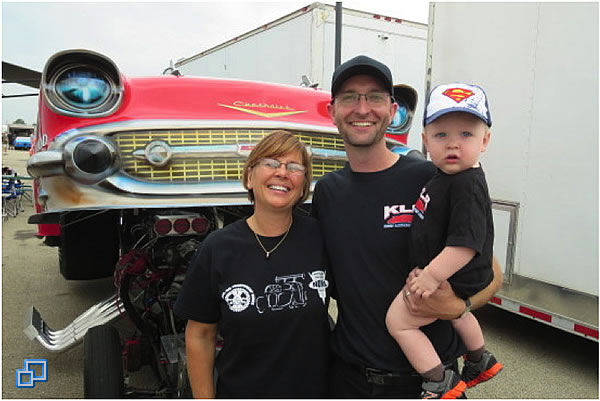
left=257, top=158, right=306, bottom=174
left=335, top=91, right=391, bottom=106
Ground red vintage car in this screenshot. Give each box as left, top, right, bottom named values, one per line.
left=25, top=49, right=419, bottom=398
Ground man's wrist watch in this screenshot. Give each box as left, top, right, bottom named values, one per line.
left=458, top=298, right=472, bottom=318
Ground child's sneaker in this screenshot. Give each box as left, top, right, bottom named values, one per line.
left=421, top=369, right=466, bottom=399
left=461, top=350, right=503, bottom=388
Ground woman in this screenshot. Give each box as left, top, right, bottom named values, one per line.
left=174, top=130, right=330, bottom=398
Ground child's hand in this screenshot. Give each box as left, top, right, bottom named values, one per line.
left=408, top=268, right=442, bottom=298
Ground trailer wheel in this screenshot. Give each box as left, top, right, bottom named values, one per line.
left=84, top=325, right=124, bottom=399
left=59, top=211, right=119, bottom=280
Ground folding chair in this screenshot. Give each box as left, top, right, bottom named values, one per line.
left=2, top=178, right=19, bottom=220
left=13, top=180, right=26, bottom=212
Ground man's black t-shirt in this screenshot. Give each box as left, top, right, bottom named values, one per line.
left=174, top=214, right=330, bottom=398
left=312, top=156, right=465, bottom=373
left=411, top=167, right=494, bottom=299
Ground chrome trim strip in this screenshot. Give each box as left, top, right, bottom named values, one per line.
left=310, top=148, right=347, bottom=161
left=48, top=119, right=343, bottom=150
left=103, top=177, right=319, bottom=196
left=129, top=143, right=348, bottom=162
left=132, top=143, right=251, bottom=160
left=27, top=150, right=65, bottom=177
left=106, top=174, right=247, bottom=195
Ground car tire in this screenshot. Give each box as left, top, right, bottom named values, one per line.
left=58, top=211, right=119, bottom=280
left=83, top=325, right=124, bottom=399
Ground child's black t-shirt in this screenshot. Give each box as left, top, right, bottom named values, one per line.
left=411, top=167, right=494, bottom=298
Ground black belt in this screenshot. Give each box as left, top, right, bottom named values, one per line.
left=334, top=356, right=420, bottom=386
left=335, top=355, right=457, bottom=386
left=364, top=367, right=417, bottom=385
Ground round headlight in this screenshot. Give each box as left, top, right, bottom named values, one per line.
left=63, top=136, right=119, bottom=184
left=55, top=68, right=111, bottom=110
left=43, top=50, right=123, bottom=118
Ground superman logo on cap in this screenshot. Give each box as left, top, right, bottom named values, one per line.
left=442, top=88, right=474, bottom=103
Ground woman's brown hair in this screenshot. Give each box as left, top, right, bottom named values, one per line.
left=242, top=130, right=312, bottom=206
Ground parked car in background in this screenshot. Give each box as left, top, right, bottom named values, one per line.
left=13, top=136, right=32, bottom=150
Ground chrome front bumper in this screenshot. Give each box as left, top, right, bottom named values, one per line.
left=27, top=119, right=348, bottom=212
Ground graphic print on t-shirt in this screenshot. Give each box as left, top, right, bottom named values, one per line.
left=383, top=203, right=414, bottom=228
left=308, top=270, right=329, bottom=304
left=413, top=187, right=430, bottom=220
left=221, top=270, right=328, bottom=314
left=221, top=284, right=256, bottom=312
left=256, top=274, right=307, bottom=314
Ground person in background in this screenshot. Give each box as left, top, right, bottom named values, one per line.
left=386, top=83, right=503, bottom=398
left=2, top=132, right=8, bottom=153
left=311, top=55, right=503, bottom=398
left=175, top=130, right=331, bottom=398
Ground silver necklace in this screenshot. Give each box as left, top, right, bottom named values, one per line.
left=251, top=218, right=292, bottom=260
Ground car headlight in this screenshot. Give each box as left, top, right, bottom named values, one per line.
left=63, top=136, right=119, bottom=184
left=55, top=67, right=111, bottom=110
left=387, top=99, right=413, bottom=134
left=42, top=50, right=123, bottom=118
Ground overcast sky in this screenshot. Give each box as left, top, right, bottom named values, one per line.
left=1, top=1, right=429, bottom=125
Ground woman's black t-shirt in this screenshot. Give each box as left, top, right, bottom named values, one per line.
left=174, top=214, right=330, bottom=398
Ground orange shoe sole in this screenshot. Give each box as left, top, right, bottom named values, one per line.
left=441, top=379, right=467, bottom=399
left=466, top=362, right=503, bottom=388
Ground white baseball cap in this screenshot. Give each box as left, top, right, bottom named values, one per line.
left=424, top=83, right=492, bottom=127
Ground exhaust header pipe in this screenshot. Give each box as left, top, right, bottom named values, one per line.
left=24, top=295, right=124, bottom=352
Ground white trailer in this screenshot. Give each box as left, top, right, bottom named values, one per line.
left=175, top=2, right=427, bottom=150
left=427, top=2, right=598, bottom=340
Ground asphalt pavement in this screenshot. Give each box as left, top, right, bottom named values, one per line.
left=1, top=148, right=598, bottom=398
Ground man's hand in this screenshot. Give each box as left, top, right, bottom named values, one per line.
left=403, top=268, right=464, bottom=319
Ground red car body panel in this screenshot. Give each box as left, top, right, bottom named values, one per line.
left=30, top=54, right=411, bottom=238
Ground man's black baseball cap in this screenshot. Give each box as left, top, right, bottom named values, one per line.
left=330, top=55, right=393, bottom=98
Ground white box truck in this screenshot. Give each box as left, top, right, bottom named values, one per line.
left=176, top=1, right=599, bottom=341
left=175, top=2, right=428, bottom=150
left=427, top=2, right=598, bottom=341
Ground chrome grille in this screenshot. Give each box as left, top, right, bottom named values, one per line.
left=113, top=129, right=346, bottom=183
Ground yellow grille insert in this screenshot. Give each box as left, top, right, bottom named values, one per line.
left=114, top=129, right=345, bottom=183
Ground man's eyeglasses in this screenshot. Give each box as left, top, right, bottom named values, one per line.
left=257, top=158, right=306, bottom=174
left=335, top=92, right=391, bottom=106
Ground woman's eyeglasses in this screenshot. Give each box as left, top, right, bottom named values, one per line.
left=257, top=158, right=306, bottom=174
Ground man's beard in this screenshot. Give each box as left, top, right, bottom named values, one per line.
left=339, top=117, right=390, bottom=148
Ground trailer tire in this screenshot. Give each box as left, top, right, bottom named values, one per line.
left=59, top=211, right=119, bottom=280
left=83, top=325, right=124, bottom=399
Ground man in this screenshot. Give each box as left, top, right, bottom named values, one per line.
left=311, top=55, right=502, bottom=398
